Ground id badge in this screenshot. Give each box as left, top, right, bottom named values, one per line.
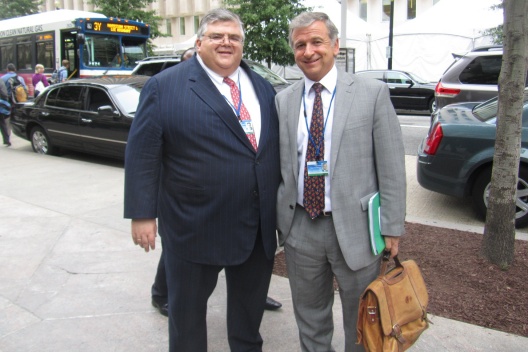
left=240, top=120, right=255, bottom=134
left=307, top=160, right=329, bottom=177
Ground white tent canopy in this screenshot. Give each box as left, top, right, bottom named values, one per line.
left=366, top=0, right=503, bottom=81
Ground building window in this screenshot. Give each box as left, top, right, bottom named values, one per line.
left=194, top=16, right=200, bottom=34
left=166, top=19, right=172, bottom=36
left=408, top=0, right=416, bottom=19
left=359, top=0, right=367, bottom=21
left=382, top=0, right=391, bottom=22
left=180, top=17, right=186, bottom=36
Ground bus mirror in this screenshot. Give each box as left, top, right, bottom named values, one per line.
left=77, top=33, right=85, bottom=45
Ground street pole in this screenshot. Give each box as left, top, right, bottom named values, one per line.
left=388, top=0, right=394, bottom=69
left=340, top=0, right=347, bottom=48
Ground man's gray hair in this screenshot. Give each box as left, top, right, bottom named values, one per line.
left=288, top=12, right=339, bottom=48
left=196, top=8, right=245, bottom=41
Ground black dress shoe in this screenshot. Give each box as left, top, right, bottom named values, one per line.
left=264, top=296, right=282, bottom=311
left=151, top=297, right=169, bottom=317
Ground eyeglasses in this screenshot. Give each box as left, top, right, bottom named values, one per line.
left=204, top=33, right=244, bottom=45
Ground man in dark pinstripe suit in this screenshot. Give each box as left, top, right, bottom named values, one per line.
left=124, top=8, right=280, bottom=352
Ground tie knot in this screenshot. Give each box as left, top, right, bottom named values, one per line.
left=312, top=82, right=323, bottom=94
left=224, top=77, right=236, bottom=87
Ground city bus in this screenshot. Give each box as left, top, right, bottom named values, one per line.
left=0, top=9, right=150, bottom=96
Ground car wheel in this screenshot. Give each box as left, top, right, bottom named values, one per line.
left=472, top=166, right=528, bottom=227
left=428, top=98, right=436, bottom=114
left=30, top=126, right=56, bottom=155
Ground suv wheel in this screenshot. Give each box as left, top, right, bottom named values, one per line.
left=472, top=165, right=528, bottom=227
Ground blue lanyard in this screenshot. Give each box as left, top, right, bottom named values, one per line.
left=302, top=84, right=336, bottom=158
left=223, top=71, right=243, bottom=120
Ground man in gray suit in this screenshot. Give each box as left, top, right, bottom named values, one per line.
left=275, top=12, right=406, bottom=351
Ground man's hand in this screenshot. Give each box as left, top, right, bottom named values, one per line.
left=131, top=219, right=157, bottom=252
left=384, top=236, right=400, bottom=258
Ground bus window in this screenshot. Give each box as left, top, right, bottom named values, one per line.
left=83, top=34, right=120, bottom=68
left=122, top=39, right=147, bottom=67
left=17, top=36, right=32, bottom=70
left=0, top=38, right=14, bottom=70
left=36, top=33, right=54, bottom=70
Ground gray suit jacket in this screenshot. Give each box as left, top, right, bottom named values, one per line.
left=275, top=71, right=406, bottom=271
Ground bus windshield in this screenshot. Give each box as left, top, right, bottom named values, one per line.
left=82, top=35, right=147, bottom=68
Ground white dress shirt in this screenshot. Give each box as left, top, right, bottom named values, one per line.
left=296, top=65, right=337, bottom=212
left=196, top=55, right=261, bottom=145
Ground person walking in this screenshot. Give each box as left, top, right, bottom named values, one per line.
left=124, top=8, right=280, bottom=352
left=275, top=12, right=406, bottom=351
left=0, top=78, right=11, bottom=146
left=32, top=64, right=49, bottom=97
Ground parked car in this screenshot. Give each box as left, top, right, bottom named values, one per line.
left=10, top=76, right=150, bottom=159
left=417, top=89, right=528, bottom=227
left=435, top=48, right=503, bottom=110
left=132, top=56, right=291, bottom=92
left=355, top=69, right=436, bottom=113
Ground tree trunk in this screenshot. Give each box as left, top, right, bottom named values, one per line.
left=482, top=0, right=528, bottom=268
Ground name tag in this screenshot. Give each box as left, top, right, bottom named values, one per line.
left=307, top=160, right=329, bottom=176
left=240, top=120, right=255, bottom=134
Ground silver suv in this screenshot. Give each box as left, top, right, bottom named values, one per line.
left=435, top=49, right=502, bottom=110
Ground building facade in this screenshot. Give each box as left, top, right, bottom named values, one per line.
left=44, top=0, right=442, bottom=54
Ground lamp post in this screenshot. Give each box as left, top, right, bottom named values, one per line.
left=388, top=0, right=394, bottom=69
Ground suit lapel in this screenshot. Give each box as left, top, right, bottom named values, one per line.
left=330, top=72, right=355, bottom=175
left=287, top=81, right=304, bottom=184
left=187, top=59, right=257, bottom=153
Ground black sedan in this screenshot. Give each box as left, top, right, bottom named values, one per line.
left=355, top=70, right=436, bottom=113
left=417, top=89, right=528, bottom=227
left=11, top=76, right=149, bottom=159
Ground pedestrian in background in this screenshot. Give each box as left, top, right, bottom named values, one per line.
left=0, top=78, right=11, bottom=146
left=275, top=12, right=406, bottom=351
left=124, top=8, right=280, bottom=351
left=32, top=64, right=49, bottom=97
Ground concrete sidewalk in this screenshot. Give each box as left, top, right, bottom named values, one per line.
left=1, top=137, right=527, bottom=351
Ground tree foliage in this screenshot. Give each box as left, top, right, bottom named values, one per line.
left=90, top=0, right=164, bottom=40
left=0, top=0, right=41, bottom=19
left=481, top=3, right=504, bottom=44
left=223, top=0, right=310, bottom=68
left=482, top=0, right=528, bottom=268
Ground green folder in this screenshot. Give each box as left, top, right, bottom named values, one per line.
left=368, top=192, right=386, bottom=255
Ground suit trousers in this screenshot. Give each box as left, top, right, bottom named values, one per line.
left=164, top=231, right=273, bottom=352
left=151, top=246, right=168, bottom=301
left=285, top=205, right=380, bottom=352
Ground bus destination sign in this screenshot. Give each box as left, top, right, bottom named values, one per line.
left=86, top=21, right=145, bottom=35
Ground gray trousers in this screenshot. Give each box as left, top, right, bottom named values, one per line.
left=285, top=206, right=380, bottom=352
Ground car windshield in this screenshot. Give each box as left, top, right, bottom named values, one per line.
left=111, top=85, right=142, bottom=115
left=245, top=61, right=289, bottom=85
left=473, top=90, right=528, bottom=122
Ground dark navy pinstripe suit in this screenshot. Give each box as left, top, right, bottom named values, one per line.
left=124, top=57, right=280, bottom=351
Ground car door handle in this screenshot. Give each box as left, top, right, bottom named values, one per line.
left=81, top=118, right=92, bottom=123
left=41, top=111, right=49, bottom=116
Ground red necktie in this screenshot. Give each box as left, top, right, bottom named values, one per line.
left=224, top=77, right=258, bottom=151
left=303, top=82, right=325, bottom=219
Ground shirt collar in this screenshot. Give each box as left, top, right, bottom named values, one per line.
left=303, top=65, right=337, bottom=94
left=196, top=54, right=241, bottom=85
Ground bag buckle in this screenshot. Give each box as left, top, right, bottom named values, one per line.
left=391, top=324, right=407, bottom=344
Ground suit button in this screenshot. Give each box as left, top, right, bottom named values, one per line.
left=289, top=205, right=294, bottom=210
left=253, top=190, right=259, bottom=197
left=255, top=159, right=260, bottom=165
